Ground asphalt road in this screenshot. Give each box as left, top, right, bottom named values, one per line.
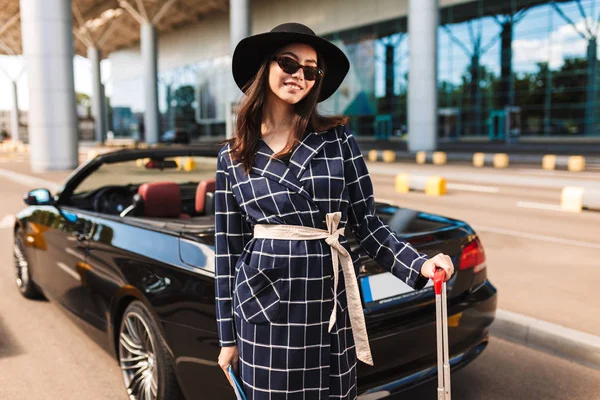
left=0, top=154, right=599, bottom=399
left=0, top=176, right=128, bottom=400
left=2, top=155, right=600, bottom=335
left=398, top=337, right=600, bottom=400
left=366, top=162, right=600, bottom=336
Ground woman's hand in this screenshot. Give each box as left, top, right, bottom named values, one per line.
left=218, top=345, right=240, bottom=387
left=420, top=253, right=454, bottom=282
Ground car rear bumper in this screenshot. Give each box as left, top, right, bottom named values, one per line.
left=357, top=279, right=497, bottom=397
left=358, top=339, right=488, bottom=399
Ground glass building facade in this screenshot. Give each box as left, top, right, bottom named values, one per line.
left=110, top=0, right=600, bottom=141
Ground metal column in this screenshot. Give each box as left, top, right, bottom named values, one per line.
left=229, top=0, right=251, bottom=53
left=101, top=83, right=110, bottom=138
left=227, top=0, right=251, bottom=139
left=408, top=0, right=439, bottom=152
left=141, top=22, right=159, bottom=144
left=11, top=80, right=19, bottom=142
left=20, top=0, right=78, bottom=171
left=88, top=46, right=106, bottom=143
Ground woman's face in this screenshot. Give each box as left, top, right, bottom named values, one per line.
left=268, top=43, right=319, bottom=105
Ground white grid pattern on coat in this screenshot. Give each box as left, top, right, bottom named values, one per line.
left=215, top=124, right=429, bottom=399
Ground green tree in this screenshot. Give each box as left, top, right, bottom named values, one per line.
left=76, top=92, right=91, bottom=117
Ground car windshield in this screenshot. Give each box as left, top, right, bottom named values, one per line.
left=72, top=156, right=218, bottom=195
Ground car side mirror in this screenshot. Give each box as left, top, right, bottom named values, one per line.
left=24, top=188, right=54, bottom=206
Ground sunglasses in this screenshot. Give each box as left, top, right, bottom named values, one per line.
left=271, top=56, right=324, bottom=81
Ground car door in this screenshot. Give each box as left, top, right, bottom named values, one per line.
left=80, top=214, right=187, bottom=337
left=35, top=205, right=94, bottom=317
left=77, top=214, right=126, bottom=333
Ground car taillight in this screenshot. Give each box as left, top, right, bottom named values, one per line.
left=459, top=237, right=486, bottom=273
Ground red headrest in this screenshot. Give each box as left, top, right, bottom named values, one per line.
left=138, top=182, right=182, bottom=218
left=195, top=178, right=216, bottom=213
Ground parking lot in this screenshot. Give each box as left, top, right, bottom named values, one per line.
left=0, top=153, right=599, bottom=399
left=366, top=161, right=600, bottom=336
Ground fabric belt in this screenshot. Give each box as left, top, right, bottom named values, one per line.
left=253, top=211, right=374, bottom=366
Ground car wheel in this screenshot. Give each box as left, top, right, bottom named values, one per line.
left=118, top=301, right=184, bottom=400
left=13, top=228, right=43, bottom=299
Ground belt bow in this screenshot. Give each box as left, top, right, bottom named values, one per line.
left=253, top=211, right=374, bottom=366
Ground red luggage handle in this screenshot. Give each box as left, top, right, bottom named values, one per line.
left=433, top=266, right=451, bottom=399
left=433, top=268, right=446, bottom=295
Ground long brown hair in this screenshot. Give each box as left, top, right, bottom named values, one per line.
left=224, top=46, right=347, bottom=175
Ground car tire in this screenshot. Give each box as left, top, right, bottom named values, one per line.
left=118, top=300, right=184, bottom=400
left=13, top=227, right=43, bottom=299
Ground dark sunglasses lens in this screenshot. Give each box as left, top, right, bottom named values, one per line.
left=277, top=57, right=321, bottom=80
left=303, top=67, right=318, bottom=81
left=279, top=57, right=301, bottom=74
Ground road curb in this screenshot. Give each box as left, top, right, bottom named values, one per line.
left=543, top=155, right=586, bottom=171
left=394, top=173, right=447, bottom=196
left=362, top=150, right=600, bottom=170
left=560, top=186, right=600, bottom=212
left=490, top=309, right=600, bottom=370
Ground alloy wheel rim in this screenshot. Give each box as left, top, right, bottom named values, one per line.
left=119, top=311, right=159, bottom=400
left=13, top=239, right=29, bottom=291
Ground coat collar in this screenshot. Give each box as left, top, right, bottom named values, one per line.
left=252, top=130, right=327, bottom=203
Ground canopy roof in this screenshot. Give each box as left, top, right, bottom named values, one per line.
left=0, top=0, right=228, bottom=58
left=0, top=0, right=574, bottom=59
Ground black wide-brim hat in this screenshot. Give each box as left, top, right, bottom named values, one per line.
left=232, top=22, right=350, bottom=102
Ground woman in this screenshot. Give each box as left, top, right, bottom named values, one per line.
left=215, top=22, right=454, bottom=399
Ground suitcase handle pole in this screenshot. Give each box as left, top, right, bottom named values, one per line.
left=434, top=268, right=451, bottom=400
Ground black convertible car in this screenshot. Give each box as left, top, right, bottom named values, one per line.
left=13, top=146, right=497, bottom=400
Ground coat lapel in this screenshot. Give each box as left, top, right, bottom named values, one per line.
left=287, top=130, right=326, bottom=182
left=252, top=138, right=314, bottom=203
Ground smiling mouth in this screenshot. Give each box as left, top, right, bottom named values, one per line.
left=284, top=82, right=302, bottom=90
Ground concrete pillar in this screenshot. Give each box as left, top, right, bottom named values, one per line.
left=141, top=22, right=159, bottom=144
left=11, top=81, right=19, bottom=142
left=229, top=0, right=251, bottom=53
left=20, top=0, right=78, bottom=171
left=408, top=0, right=438, bottom=152
left=88, top=46, right=106, bottom=143
left=101, top=83, right=109, bottom=139
left=227, top=0, right=251, bottom=138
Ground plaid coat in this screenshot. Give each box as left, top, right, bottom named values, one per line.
left=215, top=124, right=429, bottom=400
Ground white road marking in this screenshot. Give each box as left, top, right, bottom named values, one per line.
left=375, top=198, right=399, bottom=205
left=0, top=159, right=24, bottom=163
left=367, top=164, right=600, bottom=190
left=376, top=183, right=499, bottom=197
left=447, top=183, right=500, bottom=193
left=517, top=169, right=600, bottom=179
left=0, top=168, right=61, bottom=192
left=175, top=356, right=219, bottom=367
left=65, top=247, right=86, bottom=261
left=0, top=214, right=15, bottom=229
left=516, top=201, right=566, bottom=212
left=374, top=198, right=599, bottom=249
left=358, top=391, right=391, bottom=400
left=56, top=261, right=81, bottom=282
left=473, top=225, right=600, bottom=250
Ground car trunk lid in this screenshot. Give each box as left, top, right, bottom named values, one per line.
left=346, top=205, right=481, bottom=375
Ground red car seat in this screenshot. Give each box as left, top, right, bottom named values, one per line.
left=135, top=182, right=190, bottom=219
left=195, top=178, right=216, bottom=215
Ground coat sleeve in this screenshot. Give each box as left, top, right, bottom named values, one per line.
left=214, top=150, right=253, bottom=347
left=341, top=125, right=430, bottom=290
